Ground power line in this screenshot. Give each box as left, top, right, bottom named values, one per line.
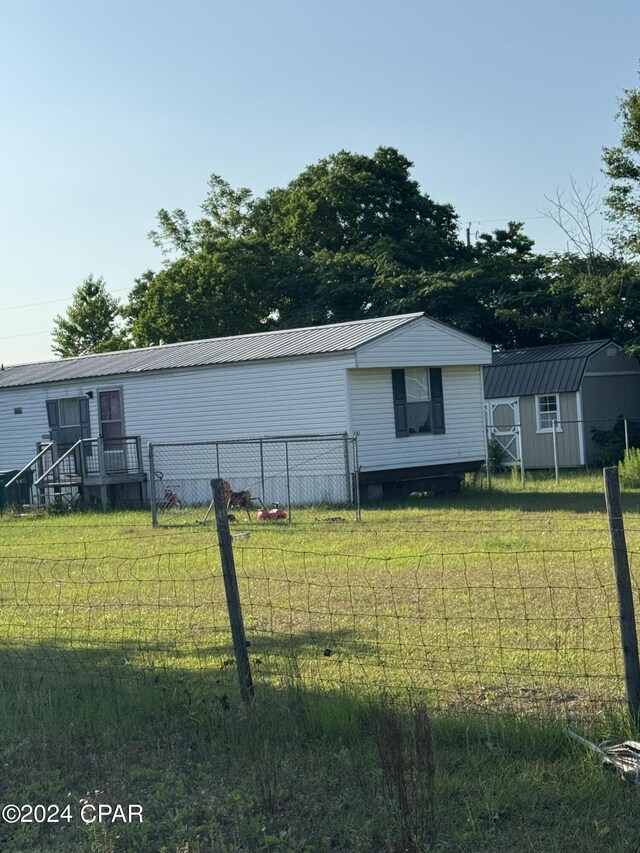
left=0, top=288, right=130, bottom=314
left=2, top=330, right=51, bottom=340
left=461, top=215, right=549, bottom=227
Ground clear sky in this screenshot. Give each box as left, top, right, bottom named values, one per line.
left=1, top=0, right=639, bottom=365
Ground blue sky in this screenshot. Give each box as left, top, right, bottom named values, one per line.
left=1, top=0, right=639, bottom=364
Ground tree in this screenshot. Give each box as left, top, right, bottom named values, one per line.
left=128, top=241, right=283, bottom=346
left=52, top=275, right=125, bottom=357
left=543, top=176, right=610, bottom=263
left=147, top=174, right=254, bottom=258
left=250, top=147, right=464, bottom=324
left=550, top=252, right=640, bottom=351
left=603, top=71, right=640, bottom=256
left=126, top=147, right=469, bottom=341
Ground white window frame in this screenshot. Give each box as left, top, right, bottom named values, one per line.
left=535, top=393, right=561, bottom=433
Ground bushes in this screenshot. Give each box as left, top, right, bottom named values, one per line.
left=592, top=416, right=640, bottom=466
left=619, top=448, right=640, bottom=488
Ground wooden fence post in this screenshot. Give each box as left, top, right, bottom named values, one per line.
left=604, top=466, right=640, bottom=722
left=211, top=478, right=254, bottom=705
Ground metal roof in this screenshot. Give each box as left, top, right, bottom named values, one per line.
left=484, top=340, right=611, bottom=399
left=0, top=313, right=424, bottom=389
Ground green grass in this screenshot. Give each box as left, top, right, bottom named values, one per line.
left=1, top=470, right=640, bottom=850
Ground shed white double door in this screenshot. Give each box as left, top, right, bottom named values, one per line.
left=484, top=398, right=521, bottom=464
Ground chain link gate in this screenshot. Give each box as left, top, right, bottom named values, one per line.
left=149, top=433, right=359, bottom=526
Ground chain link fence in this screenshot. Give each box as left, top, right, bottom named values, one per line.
left=148, top=433, right=360, bottom=526
left=487, top=416, right=640, bottom=485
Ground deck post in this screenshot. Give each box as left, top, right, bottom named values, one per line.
left=78, top=439, right=90, bottom=508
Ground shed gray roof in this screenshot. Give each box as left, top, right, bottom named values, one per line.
left=0, top=313, right=424, bottom=389
left=483, top=340, right=611, bottom=399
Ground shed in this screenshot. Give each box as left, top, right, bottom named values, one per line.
left=0, top=313, right=491, bottom=507
left=483, top=340, right=640, bottom=468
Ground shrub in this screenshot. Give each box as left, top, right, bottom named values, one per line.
left=620, top=448, right=640, bottom=489
left=592, top=416, right=640, bottom=466
left=487, top=437, right=506, bottom=471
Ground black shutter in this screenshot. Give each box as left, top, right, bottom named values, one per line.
left=430, top=368, right=445, bottom=434
left=391, top=369, right=409, bottom=437
left=79, top=397, right=91, bottom=439
left=46, top=400, right=59, bottom=443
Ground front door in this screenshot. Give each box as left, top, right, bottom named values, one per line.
left=46, top=397, right=91, bottom=452
left=484, top=398, right=521, bottom=465
left=98, top=390, right=126, bottom=472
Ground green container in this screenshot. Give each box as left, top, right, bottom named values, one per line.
left=0, top=469, right=33, bottom=512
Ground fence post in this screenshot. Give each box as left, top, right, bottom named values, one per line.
left=343, top=432, right=352, bottom=506
left=259, top=439, right=266, bottom=504
left=353, top=433, right=361, bottom=522
left=211, top=478, right=254, bottom=705
left=484, top=420, right=492, bottom=490
left=518, top=424, right=525, bottom=488
left=284, top=441, right=292, bottom=524
left=148, top=444, right=158, bottom=528
left=603, top=466, right=640, bottom=722
left=552, top=420, right=559, bottom=485
left=625, top=419, right=630, bottom=455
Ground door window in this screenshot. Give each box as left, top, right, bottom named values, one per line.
left=99, top=390, right=125, bottom=446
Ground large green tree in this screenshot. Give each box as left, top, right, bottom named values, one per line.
left=126, top=240, right=291, bottom=346
left=52, top=275, right=127, bottom=357
left=132, top=146, right=638, bottom=351
left=603, top=71, right=640, bottom=256
left=128, top=147, right=468, bottom=342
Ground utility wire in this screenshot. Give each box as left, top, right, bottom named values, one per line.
left=0, top=288, right=130, bottom=314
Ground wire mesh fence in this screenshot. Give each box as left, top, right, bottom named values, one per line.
left=148, top=433, right=359, bottom=526
left=0, top=539, right=634, bottom=718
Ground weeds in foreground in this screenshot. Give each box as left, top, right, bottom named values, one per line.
left=374, top=700, right=436, bottom=851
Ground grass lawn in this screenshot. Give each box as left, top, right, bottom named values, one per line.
left=1, top=471, right=640, bottom=850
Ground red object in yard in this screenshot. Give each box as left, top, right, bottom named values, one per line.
left=257, top=505, right=287, bottom=521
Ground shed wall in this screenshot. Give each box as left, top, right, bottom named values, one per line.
left=519, top=392, right=581, bottom=468
left=583, top=347, right=640, bottom=374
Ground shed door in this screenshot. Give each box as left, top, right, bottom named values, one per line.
left=485, top=398, right=521, bottom=464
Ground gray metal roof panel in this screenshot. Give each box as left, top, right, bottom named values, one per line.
left=483, top=341, right=609, bottom=398
left=491, top=340, right=609, bottom=366
left=0, top=313, right=424, bottom=389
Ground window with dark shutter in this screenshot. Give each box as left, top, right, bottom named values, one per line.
left=391, top=367, right=445, bottom=437
left=429, top=368, right=446, bottom=434
left=391, top=369, right=409, bottom=437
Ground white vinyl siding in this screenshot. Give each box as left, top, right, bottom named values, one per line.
left=0, top=354, right=354, bottom=472
left=0, top=384, right=90, bottom=471
left=355, top=316, right=491, bottom=368
left=0, top=323, right=491, bottom=481
left=349, top=365, right=486, bottom=470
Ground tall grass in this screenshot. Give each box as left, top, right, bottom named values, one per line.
left=1, top=472, right=640, bottom=850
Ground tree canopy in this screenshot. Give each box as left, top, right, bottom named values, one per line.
left=603, top=71, right=640, bottom=257
left=51, top=120, right=640, bottom=359
left=52, top=275, right=127, bottom=357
